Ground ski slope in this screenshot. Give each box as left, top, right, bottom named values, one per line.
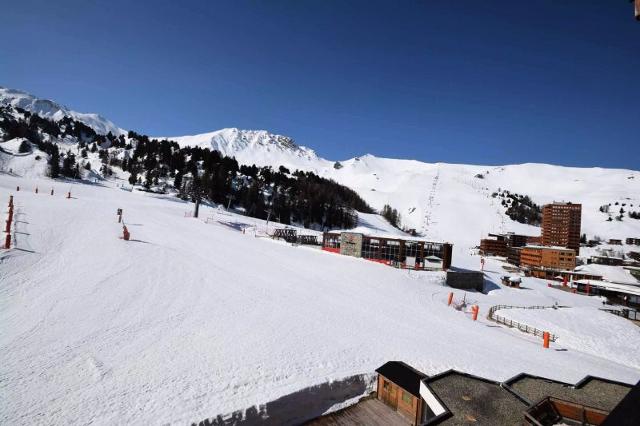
left=2, top=173, right=639, bottom=425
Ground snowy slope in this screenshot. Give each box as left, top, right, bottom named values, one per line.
left=1, top=174, right=640, bottom=425
left=0, top=138, right=49, bottom=179
left=163, top=129, right=640, bottom=246
left=0, top=87, right=124, bottom=136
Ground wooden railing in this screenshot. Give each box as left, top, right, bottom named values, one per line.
left=488, top=305, right=558, bottom=341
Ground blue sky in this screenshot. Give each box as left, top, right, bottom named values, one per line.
left=1, top=0, right=638, bottom=169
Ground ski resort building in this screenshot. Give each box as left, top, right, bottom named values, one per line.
left=480, top=232, right=534, bottom=257
left=541, top=202, right=582, bottom=255
left=322, top=232, right=453, bottom=270
left=479, top=235, right=507, bottom=256
left=520, top=245, right=577, bottom=270
left=626, top=237, right=640, bottom=246
left=589, top=255, right=625, bottom=266
left=369, top=363, right=637, bottom=426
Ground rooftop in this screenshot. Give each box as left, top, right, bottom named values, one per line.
left=376, top=361, right=427, bottom=398
left=506, top=375, right=632, bottom=412
left=574, top=264, right=640, bottom=285
left=424, top=371, right=527, bottom=425
left=573, top=279, right=640, bottom=296
left=523, top=245, right=575, bottom=252
left=326, top=230, right=448, bottom=244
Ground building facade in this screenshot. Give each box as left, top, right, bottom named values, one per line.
left=541, top=203, right=582, bottom=255
left=520, top=245, right=576, bottom=270
left=322, top=232, right=453, bottom=270
left=479, top=237, right=507, bottom=257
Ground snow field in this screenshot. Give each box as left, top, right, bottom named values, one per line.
left=1, top=174, right=640, bottom=425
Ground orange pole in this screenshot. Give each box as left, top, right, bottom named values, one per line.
left=447, top=292, right=454, bottom=306
left=4, top=234, right=10, bottom=249
left=472, top=305, right=479, bottom=321
left=543, top=331, right=550, bottom=349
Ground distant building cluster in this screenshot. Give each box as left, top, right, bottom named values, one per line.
left=479, top=201, right=640, bottom=309
left=480, top=202, right=581, bottom=270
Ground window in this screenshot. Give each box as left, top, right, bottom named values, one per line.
left=383, top=380, right=390, bottom=390
left=402, top=390, right=412, bottom=404
left=323, top=234, right=340, bottom=249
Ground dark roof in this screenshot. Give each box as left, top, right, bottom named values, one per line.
left=375, top=361, right=427, bottom=397
left=602, top=380, right=640, bottom=426
left=424, top=370, right=527, bottom=425
left=505, top=374, right=632, bottom=411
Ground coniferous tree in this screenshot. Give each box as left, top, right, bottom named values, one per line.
left=49, top=145, right=60, bottom=178
left=18, top=139, right=31, bottom=153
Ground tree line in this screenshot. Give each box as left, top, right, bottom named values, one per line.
left=1, top=105, right=379, bottom=229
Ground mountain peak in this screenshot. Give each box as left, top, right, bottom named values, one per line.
left=164, top=127, right=326, bottom=171
left=0, top=86, right=124, bottom=136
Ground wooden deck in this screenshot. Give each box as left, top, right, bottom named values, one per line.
left=306, top=398, right=411, bottom=426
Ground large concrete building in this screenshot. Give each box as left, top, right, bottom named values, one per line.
left=520, top=245, right=576, bottom=270
left=542, top=202, right=582, bottom=255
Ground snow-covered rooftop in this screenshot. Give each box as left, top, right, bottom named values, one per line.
left=574, top=264, right=640, bottom=286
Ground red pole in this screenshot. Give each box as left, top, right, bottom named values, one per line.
left=447, top=292, right=454, bottom=306
left=4, top=219, right=10, bottom=233
left=123, top=226, right=130, bottom=241
left=4, top=234, right=10, bottom=249
left=472, top=305, right=479, bottom=321
left=543, top=332, right=550, bottom=349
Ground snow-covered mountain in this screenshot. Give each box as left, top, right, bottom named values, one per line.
left=166, top=128, right=328, bottom=172
left=0, top=87, right=123, bottom=136
left=2, top=87, right=639, bottom=246
left=167, top=128, right=640, bottom=246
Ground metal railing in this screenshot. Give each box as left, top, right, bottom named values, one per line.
left=600, top=308, right=640, bottom=321
left=488, top=305, right=559, bottom=341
